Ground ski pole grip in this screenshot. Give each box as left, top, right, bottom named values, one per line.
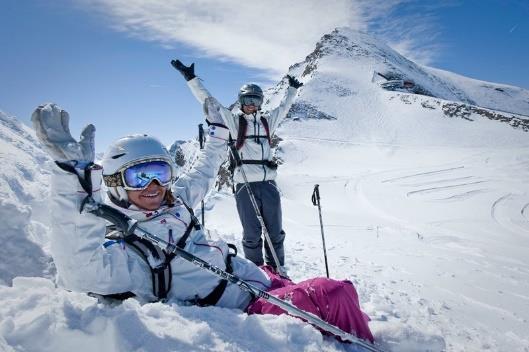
left=89, top=203, right=136, bottom=235
left=311, top=184, right=320, bottom=206
left=198, top=123, right=204, bottom=149
left=228, top=141, right=243, bottom=166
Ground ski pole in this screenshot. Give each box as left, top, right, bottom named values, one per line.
left=311, top=184, right=329, bottom=278
left=198, top=123, right=205, bottom=226
left=87, top=200, right=382, bottom=352
left=227, top=141, right=285, bottom=277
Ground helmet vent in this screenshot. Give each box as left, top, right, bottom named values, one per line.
left=111, top=153, right=126, bottom=159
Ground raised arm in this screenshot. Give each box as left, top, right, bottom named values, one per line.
left=172, top=98, right=230, bottom=209
left=32, top=104, right=134, bottom=295
left=171, top=59, right=238, bottom=137
left=171, top=59, right=210, bottom=104
left=267, top=75, right=303, bottom=133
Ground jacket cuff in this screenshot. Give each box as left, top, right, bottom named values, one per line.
left=208, top=124, right=230, bottom=141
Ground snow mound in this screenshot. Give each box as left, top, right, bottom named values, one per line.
left=0, top=277, right=372, bottom=352
left=0, top=110, right=54, bottom=285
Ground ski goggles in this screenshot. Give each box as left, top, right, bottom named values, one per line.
left=103, top=159, right=173, bottom=190
left=240, top=95, right=263, bottom=107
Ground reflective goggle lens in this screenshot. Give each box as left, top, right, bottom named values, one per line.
left=123, top=160, right=172, bottom=189
left=240, top=95, right=263, bottom=107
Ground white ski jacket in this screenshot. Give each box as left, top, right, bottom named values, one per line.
left=187, top=78, right=298, bottom=184
left=49, top=126, right=270, bottom=308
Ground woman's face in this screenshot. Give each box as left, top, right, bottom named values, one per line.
left=127, top=180, right=167, bottom=211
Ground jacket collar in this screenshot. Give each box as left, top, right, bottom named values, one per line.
left=237, top=109, right=260, bottom=119
left=103, top=194, right=183, bottom=222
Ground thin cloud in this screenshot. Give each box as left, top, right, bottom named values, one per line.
left=77, top=0, right=444, bottom=75
left=366, top=2, right=456, bottom=66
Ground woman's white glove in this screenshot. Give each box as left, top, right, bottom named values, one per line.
left=31, top=103, right=95, bottom=163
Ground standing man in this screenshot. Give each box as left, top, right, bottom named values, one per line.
left=171, top=59, right=303, bottom=272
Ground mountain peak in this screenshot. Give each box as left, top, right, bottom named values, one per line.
left=286, top=27, right=529, bottom=118
left=264, top=27, right=529, bottom=147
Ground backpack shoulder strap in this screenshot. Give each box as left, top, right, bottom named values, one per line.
left=123, top=233, right=173, bottom=301
left=101, top=198, right=200, bottom=302
left=260, top=116, right=272, bottom=144
left=175, top=197, right=201, bottom=249
left=101, top=225, right=173, bottom=301
left=235, top=114, right=248, bottom=149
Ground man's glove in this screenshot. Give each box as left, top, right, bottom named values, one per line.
left=203, top=97, right=226, bottom=127
left=171, top=59, right=196, bottom=81
left=31, top=103, right=95, bottom=164
left=287, top=75, right=303, bottom=89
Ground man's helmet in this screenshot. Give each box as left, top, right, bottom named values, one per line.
left=238, top=83, right=264, bottom=107
left=101, top=134, right=176, bottom=204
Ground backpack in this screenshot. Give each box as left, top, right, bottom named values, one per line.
left=228, top=114, right=278, bottom=175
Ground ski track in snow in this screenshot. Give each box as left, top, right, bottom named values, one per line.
left=522, top=202, right=529, bottom=220
left=380, top=166, right=466, bottom=184
left=406, top=180, right=488, bottom=198
left=491, top=193, right=529, bottom=237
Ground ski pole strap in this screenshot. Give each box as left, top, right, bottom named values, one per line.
left=55, top=160, right=98, bottom=212
left=311, top=184, right=320, bottom=206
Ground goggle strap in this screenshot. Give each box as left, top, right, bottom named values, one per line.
left=103, top=173, right=124, bottom=187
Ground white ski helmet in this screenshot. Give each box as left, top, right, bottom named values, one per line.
left=101, top=134, right=176, bottom=204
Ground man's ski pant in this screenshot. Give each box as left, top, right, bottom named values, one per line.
left=235, top=180, right=285, bottom=266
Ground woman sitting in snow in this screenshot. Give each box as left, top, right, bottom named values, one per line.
left=31, top=101, right=373, bottom=343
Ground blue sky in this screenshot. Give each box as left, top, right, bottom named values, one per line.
left=1, top=0, right=528, bottom=152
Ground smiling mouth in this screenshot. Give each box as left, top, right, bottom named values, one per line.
left=142, top=192, right=160, bottom=198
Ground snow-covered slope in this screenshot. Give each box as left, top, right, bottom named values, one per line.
left=0, top=110, right=54, bottom=286
left=1, top=27, right=529, bottom=352
left=249, top=28, right=528, bottom=351
left=427, top=66, right=529, bottom=117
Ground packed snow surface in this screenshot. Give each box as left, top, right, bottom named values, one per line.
left=1, top=28, right=529, bottom=352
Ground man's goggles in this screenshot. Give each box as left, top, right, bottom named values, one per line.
left=103, top=160, right=173, bottom=190
left=240, top=95, right=263, bottom=107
